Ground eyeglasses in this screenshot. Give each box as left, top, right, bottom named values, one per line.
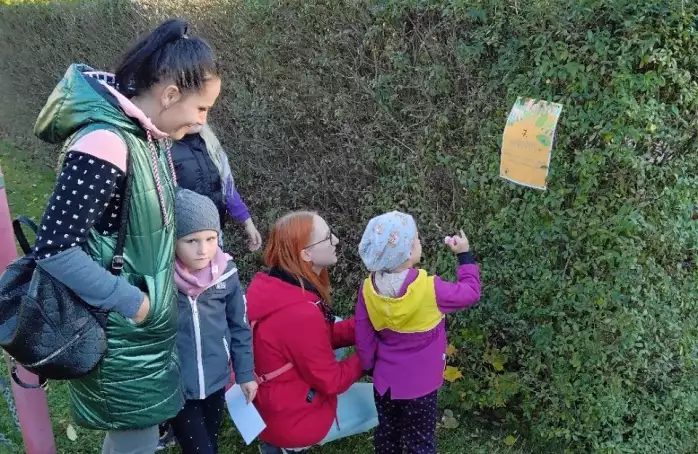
left=305, top=229, right=338, bottom=249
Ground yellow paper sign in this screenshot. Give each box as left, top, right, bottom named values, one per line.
left=500, top=97, right=563, bottom=190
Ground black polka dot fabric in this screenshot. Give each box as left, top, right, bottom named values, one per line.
left=374, top=388, right=438, bottom=454
left=34, top=151, right=126, bottom=259
left=170, top=388, right=226, bottom=454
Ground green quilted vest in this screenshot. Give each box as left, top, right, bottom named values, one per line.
left=34, top=64, right=183, bottom=430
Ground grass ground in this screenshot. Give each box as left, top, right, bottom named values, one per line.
left=0, top=140, right=528, bottom=453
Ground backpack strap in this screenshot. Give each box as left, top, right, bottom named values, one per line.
left=109, top=133, right=133, bottom=276
left=255, top=362, right=294, bottom=385
left=251, top=320, right=294, bottom=385
left=9, top=358, right=49, bottom=390
left=12, top=216, right=38, bottom=255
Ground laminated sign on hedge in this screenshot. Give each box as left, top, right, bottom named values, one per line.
left=500, top=97, right=563, bottom=190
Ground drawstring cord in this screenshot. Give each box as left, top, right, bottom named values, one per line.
left=146, top=130, right=178, bottom=224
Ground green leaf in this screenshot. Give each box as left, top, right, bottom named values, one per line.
left=571, top=352, right=581, bottom=369
left=441, top=409, right=460, bottom=429
left=484, top=348, right=508, bottom=372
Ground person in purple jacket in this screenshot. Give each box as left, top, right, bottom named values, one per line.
left=170, top=123, right=262, bottom=252
left=355, top=211, right=482, bottom=454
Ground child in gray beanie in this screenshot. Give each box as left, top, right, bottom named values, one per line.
left=165, top=188, right=257, bottom=454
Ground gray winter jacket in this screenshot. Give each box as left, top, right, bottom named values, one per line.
left=176, top=260, right=254, bottom=400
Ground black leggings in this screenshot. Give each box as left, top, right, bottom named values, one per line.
left=170, top=388, right=226, bottom=454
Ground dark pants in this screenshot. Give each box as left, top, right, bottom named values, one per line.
left=374, top=388, right=438, bottom=454
left=170, top=388, right=226, bottom=454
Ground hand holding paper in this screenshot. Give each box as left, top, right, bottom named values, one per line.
left=240, top=381, right=258, bottom=403
left=225, top=384, right=266, bottom=445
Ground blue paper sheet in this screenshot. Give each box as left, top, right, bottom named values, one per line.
left=225, top=384, right=266, bottom=445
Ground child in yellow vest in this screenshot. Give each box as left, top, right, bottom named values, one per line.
left=355, top=211, right=482, bottom=454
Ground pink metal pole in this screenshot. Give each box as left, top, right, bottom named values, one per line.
left=0, top=165, right=57, bottom=454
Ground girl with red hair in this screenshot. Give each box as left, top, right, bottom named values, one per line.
left=245, top=211, right=377, bottom=453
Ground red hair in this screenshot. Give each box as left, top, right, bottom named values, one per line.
left=263, top=211, right=332, bottom=303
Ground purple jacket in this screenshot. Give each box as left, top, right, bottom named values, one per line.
left=171, top=132, right=251, bottom=225
left=225, top=178, right=251, bottom=223
left=355, top=253, right=481, bottom=399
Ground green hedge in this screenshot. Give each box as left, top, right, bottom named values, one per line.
left=2, top=0, right=698, bottom=452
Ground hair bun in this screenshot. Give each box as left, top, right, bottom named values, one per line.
left=158, top=18, right=189, bottom=44
left=115, top=17, right=217, bottom=97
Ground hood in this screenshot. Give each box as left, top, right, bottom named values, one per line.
left=34, top=64, right=167, bottom=144
left=245, top=271, right=321, bottom=324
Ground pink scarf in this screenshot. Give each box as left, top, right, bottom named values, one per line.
left=174, top=248, right=232, bottom=296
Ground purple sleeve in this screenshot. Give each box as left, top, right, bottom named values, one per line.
left=354, top=285, right=378, bottom=371
left=224, top=177, right=251, bottom=223
left=434, top=252, right=482, bottom=314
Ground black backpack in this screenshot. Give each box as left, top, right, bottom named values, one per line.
left=0, top=127, right=133, bottom=388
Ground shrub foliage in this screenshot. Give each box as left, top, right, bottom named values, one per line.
left=2, top=0, right=698, bottom=451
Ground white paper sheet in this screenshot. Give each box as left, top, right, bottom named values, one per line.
left=225, top=384, right=266, bottom=445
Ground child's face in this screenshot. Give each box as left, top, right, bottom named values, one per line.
left=176, top=230, right=219, bottom=271
left=409, top=233, right=422, bottom=266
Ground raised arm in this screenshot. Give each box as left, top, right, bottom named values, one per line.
left=435, top=252, right=481, bottom=314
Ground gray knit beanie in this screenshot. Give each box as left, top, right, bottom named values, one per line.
left=175, top=188, right=221, bottom=239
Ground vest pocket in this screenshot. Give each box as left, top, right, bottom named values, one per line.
left=133, top=275, right=155, bottom=328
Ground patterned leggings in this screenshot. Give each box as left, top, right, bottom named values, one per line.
left=374, top=388, right=438, bottom=454
left=170, top=388, right=226, bottom=454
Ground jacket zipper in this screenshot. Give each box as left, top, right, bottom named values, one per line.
left=223, top=337, right=231, bottom=363
left=188, top=267, right=239, bottom=400
left=187, top=295, right=207, bottom=400
left=27, top=333, right=81, bottom=368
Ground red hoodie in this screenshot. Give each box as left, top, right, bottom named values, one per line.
left=246, top=271, right=363, bottom=448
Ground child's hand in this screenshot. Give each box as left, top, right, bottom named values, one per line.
left=244, top=219, right=263, bottom=252
left=240, top=381, right=258, bottom=404
left=445, top=230, right=470, bottom=254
